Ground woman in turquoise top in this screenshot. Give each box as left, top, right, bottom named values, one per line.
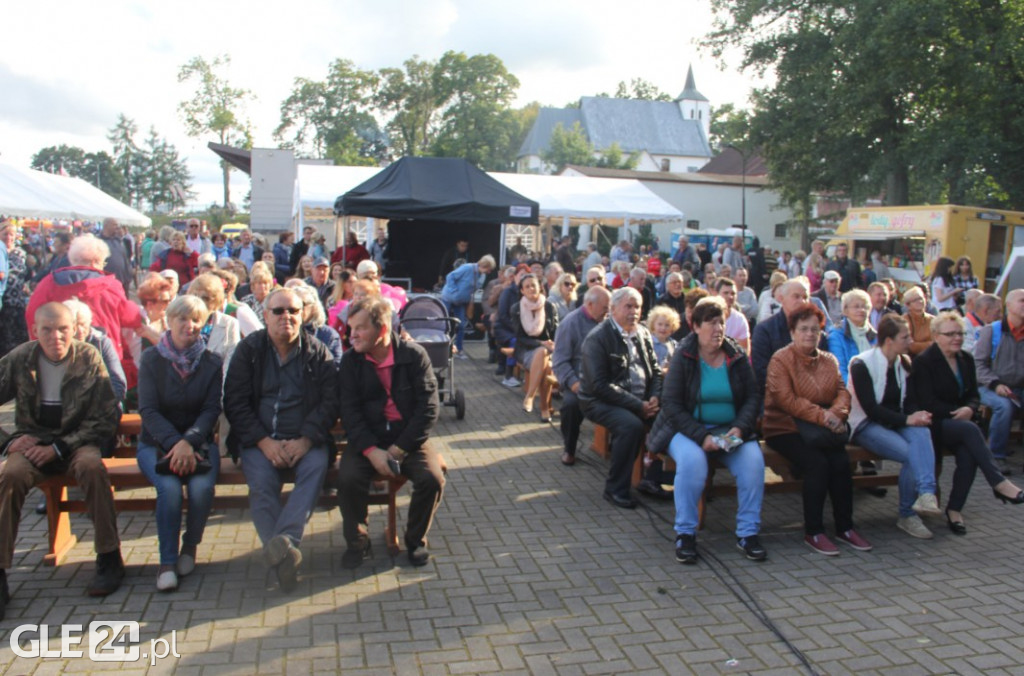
left=646, top=298, right=765, bottom=565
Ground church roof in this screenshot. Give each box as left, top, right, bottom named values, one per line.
left=675, top=65, right=708, bottom=103
left=518, top=97, right=711, bottom=159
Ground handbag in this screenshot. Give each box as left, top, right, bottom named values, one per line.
left=154, top=451, right=212, bottom=477
left=794, top=418, right=848, bottom=449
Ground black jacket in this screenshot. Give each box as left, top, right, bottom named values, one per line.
left=338, top=334, right=438, bottom=455
left=911, top=343, right=981, bottom=434
left=223, top=330, right=338, bottom=460
left=647, top=333, right=760, bottom=454
left=579, top=319, right=663, bottom=417
left=511, top=299, right=559, bottom=362
left=138, top=348, right=223, bottom=455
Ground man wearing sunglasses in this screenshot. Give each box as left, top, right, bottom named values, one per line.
left=223, top=288, right=338, bottom=592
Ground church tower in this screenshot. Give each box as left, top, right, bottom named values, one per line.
left=675, top=65, right=711, bottom=143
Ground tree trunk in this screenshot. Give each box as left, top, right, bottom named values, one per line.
left=885, top=165, right=909, bottom=206
left=221, top=160, right=231, bottom=208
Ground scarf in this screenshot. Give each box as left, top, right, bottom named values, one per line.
left=519, top=294, right=547, bottom=337
left=849, top=321, right=872, bottom=353
left=156, top=330, right=206, bottom=379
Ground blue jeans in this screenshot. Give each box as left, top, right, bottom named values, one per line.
left=668, top=432, right=764, bottom=537
left=443, top=300, right=468, bottom=353
left=241, top=445, right=329, bottom=548
left=980, top=387, right=1022, bottom=458
left=137, top=442, right=221, bottom=565
left=852, top=423, right=936, bottom=518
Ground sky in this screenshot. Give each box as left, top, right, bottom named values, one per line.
left=1, top=0, right=761, bottom=210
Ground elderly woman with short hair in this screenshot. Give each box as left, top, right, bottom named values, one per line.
left=765, top=303, right=869, bottom=556
left=291, top=283, right=344, bottom=364
left=911, top=311, right=1024, bottom=535
left=827, top=289, right=878, bottom=383
left=240, top=265, right=276, bottom=324
left=137, top=295, right=223, bottom=591
left=647, top=297, right=766, bottom=564
left=187, top=273, right=241, bottom=367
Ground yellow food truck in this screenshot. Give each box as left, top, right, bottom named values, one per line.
left=831, top=205, right=1024, bottom=291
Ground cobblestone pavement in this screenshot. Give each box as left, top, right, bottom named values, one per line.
left=1, top=341, right=1024, bottom=675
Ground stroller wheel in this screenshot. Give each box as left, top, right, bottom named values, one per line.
left=454, top=389, right=466, bottom=420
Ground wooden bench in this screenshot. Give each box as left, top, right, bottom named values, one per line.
left=37, top=414, right=413, bottom=565
left=591, top=424, right=950, bottom=529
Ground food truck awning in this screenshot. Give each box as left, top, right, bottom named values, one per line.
left=845, top=231, right=926, bottom=241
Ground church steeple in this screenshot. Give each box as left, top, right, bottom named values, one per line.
left=675, top=65, right=711, bottom=142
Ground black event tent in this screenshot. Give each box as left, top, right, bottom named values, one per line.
left=335, top=157, right=538, bottom=290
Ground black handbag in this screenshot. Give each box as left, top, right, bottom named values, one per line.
left=794, top=418, right=848, bottom=449
left=154, top=451, right=212, bottom=477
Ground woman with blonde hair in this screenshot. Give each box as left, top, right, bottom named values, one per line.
left=240, top=265, right=276, bottom=324
left=757, top=270, right=789, bottom=322
left=550, top=272, right=578, bottom=321
left=647, top=304, right=681, bottom=371
left=902, top=286, right=934, bottom=356
left=187, top=273, right=241, bottom=367
left=150, top=230, right=199, bottom=285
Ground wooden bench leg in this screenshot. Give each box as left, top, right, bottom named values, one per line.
left=383, top=480, right=402, bottom=557
left=591, top=425, right=610, bottom=459
left=43, top=485, right=77, bottom=566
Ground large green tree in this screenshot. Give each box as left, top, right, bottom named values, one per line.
left=706, top=0, right=1024, bottom=208
left=31, top=144, right=86, bottom=176
left=375, top=55, right=441, bottom=158
left=275, top=59, right=385, bottom=165
left=140, top=127, right=192, bottom=211
left=178, top=55, right=253, bottom=208
left=541, top=122, right=639, bottom=173
left=107, top=114, right=148, bottom=207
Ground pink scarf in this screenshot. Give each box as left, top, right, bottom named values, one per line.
left=519, top=294, right=547, bottom=337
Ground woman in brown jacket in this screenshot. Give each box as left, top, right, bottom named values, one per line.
left=902, top=286, right=934, bottom=356
left=764, top=303, right=872, bottom=557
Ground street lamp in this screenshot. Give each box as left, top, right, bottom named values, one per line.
left=724, top=144, right=747, bottom=237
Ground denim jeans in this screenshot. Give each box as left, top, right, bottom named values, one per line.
left=668, top=432, right=764, bottom=537
left=137, top=442, right=221, bottom=565
left=980, top=387, right=1022, bottom=458
left=241, top=445, right=329, bottom=548
left=443, top=300, right=468, bottom=353
left=852, top=423, right=936, bottom=518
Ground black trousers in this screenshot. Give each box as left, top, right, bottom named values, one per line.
left=941, top=419, right=1005, bottom=512
left=560, top=389, right=585, bottom=457
left=336, top=443, right=445, bottom=550
left=583, top=401, right=644, bottom=498
left=767, top=433, right=853, bottom=535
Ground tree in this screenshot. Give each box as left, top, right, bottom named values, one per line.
left=140, top=127, right=192, bottom=211
left=706, top=0, right=1024, bottom=208
left=82, top=151, right=125, bottom=199
left=376, top=55, right=441, bottom=158
left=709, top=103, right=752, bottom=152
left=178, top=55, right=254, bottom=208
left=613, top=78, right=672, bottom=101
left=31, top=145, right=86, bottom=176
left=542, top=122, right=594, bottom=172
left=107, top=114, right=145, bottom=207
left=275, top=59, right=385, bottom=165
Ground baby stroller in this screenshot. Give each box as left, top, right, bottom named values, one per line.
left=399, top=295, right=466, bottom=420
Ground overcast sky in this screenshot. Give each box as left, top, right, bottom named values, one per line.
left=2, top=0, right=761, bottom=209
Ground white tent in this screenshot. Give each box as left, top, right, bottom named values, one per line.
left=292, top=164, right=379, bottom=226
left=995, top=246, right=1024, bottom=295
left=0, top=163, right=151, bottom=227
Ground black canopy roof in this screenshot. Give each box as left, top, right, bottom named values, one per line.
left=335, top=157, right=538, bottom=225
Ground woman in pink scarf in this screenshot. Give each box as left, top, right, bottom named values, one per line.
left=511, top=274, right=559, bottom=422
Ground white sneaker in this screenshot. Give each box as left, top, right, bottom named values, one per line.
left=911, top=493, right=942, bottom=518
left=175, top=553, right=195, bottom=577
left=455, top=352, right=469, bottom=360
left=156, top=570, right=178, bottom=592
left=896, top=515, right=934, bottom=540
left=501, top=377, right=521, bottom=388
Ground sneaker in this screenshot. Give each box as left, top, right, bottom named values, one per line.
left=455, top=352, right=469, bottom=360
left=896, top=515, right=934, bottom=540
left=736, top=535, right=767, bottom=561
left=911, top=493, right=942, bottom=518
left=265, top=534, right=302, bottom=592
left=156, top=570, right=178, bottom=592
left=175, top=553, right=196, bottom=577
left=804, top=533, right=840, bottom=556
left=87, top=549, right=126, bottom=597
left=675, top=534, right=697, bottom=565
left=501, top=377, right=522, bottom=388
left=341, top=536, right=371, bottom=570
left=835, top=529, right=873, bottom=552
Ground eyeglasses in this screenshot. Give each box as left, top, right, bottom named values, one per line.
left=795, top=326, right=822, bottom=335
left=143, top=298, right=169, bottom=306
left=937, top=331, right=966, bottom=338
left=269, top=307, right=302, bottom=316
left=563, top=281, right=575, bottom=287
left=587, top=278, right=602, bottom=283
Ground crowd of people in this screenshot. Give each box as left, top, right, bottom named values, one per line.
left=477, top=234, right=1024, bottom=564
left=0, top=217, right=1022, bottom=622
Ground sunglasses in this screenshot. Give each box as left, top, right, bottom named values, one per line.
left=563, top=281, right=575, bottom=287
left=587, top=278, right=602, bottom=283
left=269, top=307, right=302, bottom=316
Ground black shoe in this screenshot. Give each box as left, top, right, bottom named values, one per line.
left=675, top=534, right=697, bottom=565
left=736, top=535, right=767, bottom=562
left=636, top=479, right=672, bottom=500
left=341, top=536, right=371, bottom=569
left=945, top=510, right=967, bottom=536
left=994, top=487, right=1024, bottom=505
left=408, top=546, right=431, bottom=567
left=35, top=498, right=47, bottom=515
left=87, top=549, right=125, bottom=597
left=861, top=486, right=888, bottom=498
left=603, top=491, right=637, bottom=509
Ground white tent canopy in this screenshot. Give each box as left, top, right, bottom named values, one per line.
left=0, top=163, right=151, bottom=227
left=292, top=164, right=379, bottom=219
